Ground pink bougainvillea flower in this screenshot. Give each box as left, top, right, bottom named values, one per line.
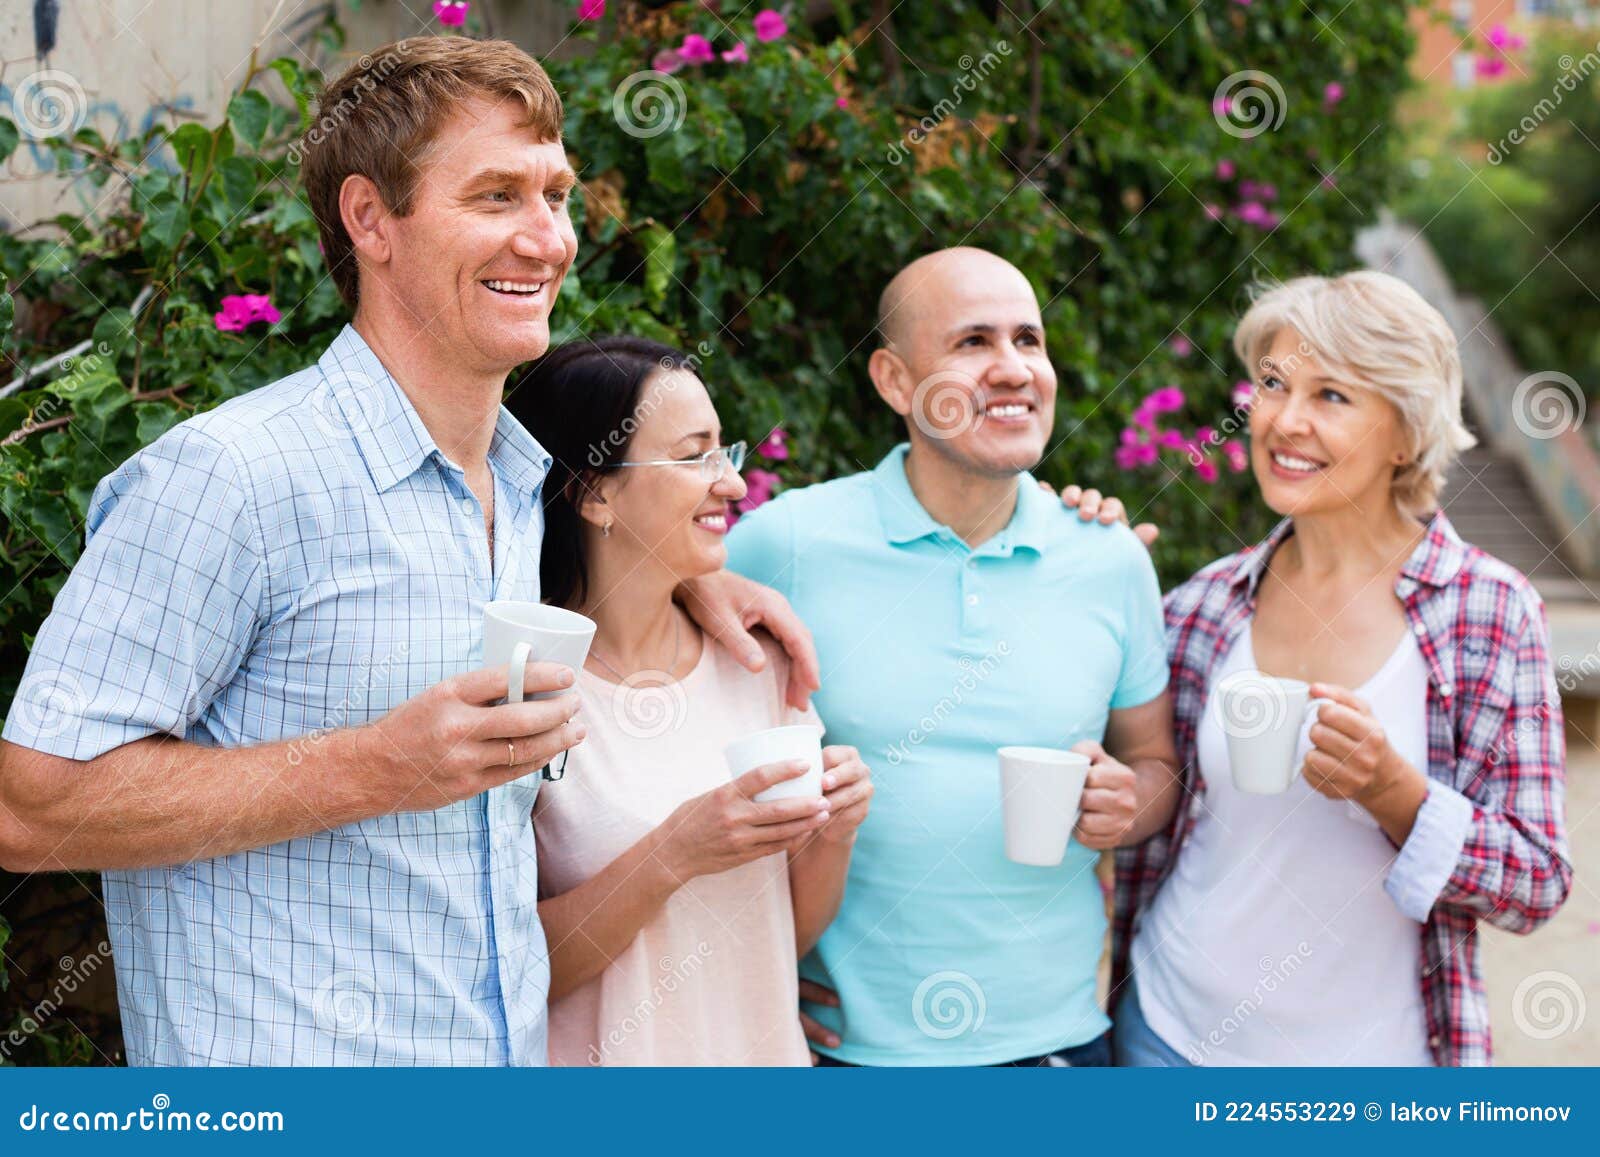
left=1156, top=428, right=1187, bottom=450
left=1222, top=439, right=1249, bottom=472
left=1323, top=81, right=1344, bottom=106
left=1212, top=95, right=1235, bottom=117
left=678, top=34, right=715, bottom=64
left=1119, top=427, right=1143, bottom=447
left=1204, top=202, right=1224, bottom=221
left=1256, top=182, right=1277, bottom=202
left=753, top=8, right=788, bottom=41
left=433, top=0, right=469, bottom=27
left=1476, top=55, right=1508, bottom=79
left=1236, top=200, right=1267, bottom=226
left=1114, top=445, right=1142, bottom=471
left=651, top=49, right=685, bottom=74
left=756, top=427, right=789, bottom=459
left=1194, top=458, right=1220, bottom=483
left=1196, top=425, right=1217, bottom=446
left=1135, top=443, right=1158, bottom=466
left=1132, top=403, right=1157, bottom=431
left=736, top=467, right=781, bottom=514
left=1238, top=179, right=1260, bottom=199
left=1234, top=0, right=1253, bottom=6
left=1150, top=386, right=1185, bottom=412
left=1232, top=380, right=1256, bottom=409
left=577, top=0, right=605, bottom=20
left=1485, top=24, right=1525, bottom=52
left=1169, top=334, right=1193, bottom=358
left=1215, top=159, right=1236, bottom=180
left=835, top=96, right=849, bottom=109
left=1321, top=173, right=1339, bottom=189
left=721, top=41, right=749, bottom=63
left=214, top=293, right=281, bottom=333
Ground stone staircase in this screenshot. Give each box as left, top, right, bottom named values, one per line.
left=1441, top=439, right=1598, bottom=603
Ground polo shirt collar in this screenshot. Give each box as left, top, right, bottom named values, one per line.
left=870, top=443, right=1049, bottom=553
left=319, top=324, right=550, bottom=499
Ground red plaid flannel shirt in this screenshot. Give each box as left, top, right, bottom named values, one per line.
left=1111, top=510, right=1572, bottom=1066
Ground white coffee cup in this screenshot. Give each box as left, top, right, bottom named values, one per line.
left=1216, top=670, right=1331, bottom=794
left=482, top=601, right=597, bottom=703
left=997, top=746, right=1091, bottom=867
left=724, top=724, right=825, bottom=803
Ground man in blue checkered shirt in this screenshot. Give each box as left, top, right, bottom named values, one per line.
left=0, top=39, right=816, bottom=1066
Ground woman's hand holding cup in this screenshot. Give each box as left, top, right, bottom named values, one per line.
left=815, top=745, right=873, bottom=846
left=655, top=761, right=831, bottom=880
left=1301, top=683, right=1406, bottom=803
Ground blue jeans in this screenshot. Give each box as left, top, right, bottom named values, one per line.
left=1112, top=978, right=1194, bottom=1067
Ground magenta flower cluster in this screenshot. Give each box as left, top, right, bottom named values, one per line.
left=1115, top=385, right=1250, bottom=485
left=1477, top=23, right=1526, bottom=79
left=734, top=426, right=788, bottom=519
left=433, top=1, right=469, bottom=27
left=630, top=6, right=788, bottom=74
left=213, top=293, right=281, bottom=333
left=1206, top=158, right=1282, bottom=231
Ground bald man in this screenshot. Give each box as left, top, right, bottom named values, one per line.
left=725, top=247, right=1181, bottom=1066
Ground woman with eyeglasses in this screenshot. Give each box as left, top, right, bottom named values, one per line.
left=507, top=336, right=872, bottom=1066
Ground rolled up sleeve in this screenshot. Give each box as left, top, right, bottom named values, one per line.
left=1385, top=777, right=1475, bottom=923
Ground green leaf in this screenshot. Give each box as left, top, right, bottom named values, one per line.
left=134, top=403, right=185, bottom=446
left=227, top=89, right=272, bottom=152
left=140, top=195, right=189, bottom=262
left=0, top=290, right=13, bottom=342
left=638, top=224, right=676, bottom=308
left=0, top=118, right=18, bottom=165
left=269, top=58, right=314, bottom=132
left=168, top=123, right=215, bottom=183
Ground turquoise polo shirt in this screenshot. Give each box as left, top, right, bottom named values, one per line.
left=725, top=444, right=1168, bottom=1065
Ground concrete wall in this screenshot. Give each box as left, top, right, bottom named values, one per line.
left=0, top=0, right=572, bottom=230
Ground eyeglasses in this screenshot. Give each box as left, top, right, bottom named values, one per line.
left=614, top=441, right=747, bottom=482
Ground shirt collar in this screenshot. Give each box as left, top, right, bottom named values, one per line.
left=870, top=443, right=1050, bottom=553
left=318, top=325, right=550, bottom=499
left=1230, top=507, right=1468, bottom=595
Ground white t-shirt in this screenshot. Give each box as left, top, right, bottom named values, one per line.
left=1132, top=621, right=1434, bottom=1066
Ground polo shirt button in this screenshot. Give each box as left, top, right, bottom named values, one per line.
left=966, top=594, right=979, bottom=606
left=1428, top=1035, right=1441, bottom=1048
left=1440, top=683, right=1454, bottom=697
left=1413, top=622, right=1427, bottom=637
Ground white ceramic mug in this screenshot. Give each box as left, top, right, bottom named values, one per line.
left=997, top=746, right=1091, bottom=867
left=724, top=724, right=825, bottom=803
left=1216, top=670, right=1331, bottom=794
left=482, top=601, right=597, bottom=703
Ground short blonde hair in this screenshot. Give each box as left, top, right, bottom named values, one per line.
left=1233, top=271, right=1475, bottom=517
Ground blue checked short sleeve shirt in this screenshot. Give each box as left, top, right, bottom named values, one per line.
left=3, top=324, right=554, bottom=1066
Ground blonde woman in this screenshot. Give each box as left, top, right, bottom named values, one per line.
left=1109, top=272, right=1572, bottom=1066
